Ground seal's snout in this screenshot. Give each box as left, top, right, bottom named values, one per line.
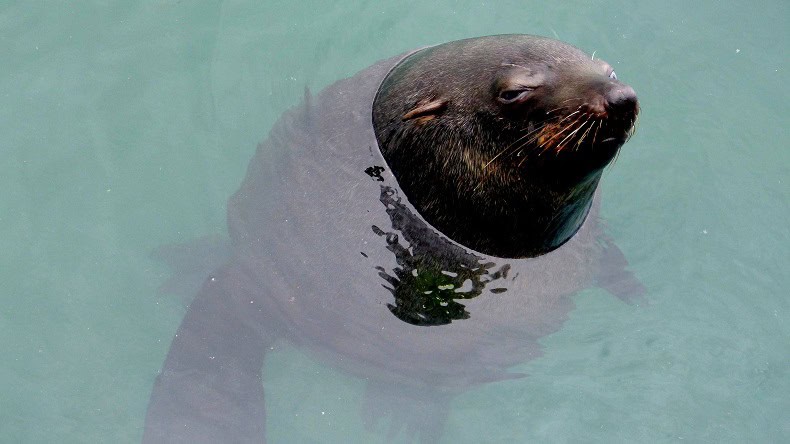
left=604, top=84, right=638, bottom=116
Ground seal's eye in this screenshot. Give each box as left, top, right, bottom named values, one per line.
left=498, top=89, right=531, bottom=104
left=608, top=70, right=617, bottom=80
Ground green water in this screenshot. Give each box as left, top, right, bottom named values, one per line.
left=2, top=1, right=787, bottom=442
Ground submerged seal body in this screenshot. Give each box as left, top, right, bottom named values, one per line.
left=145, top=35, right=642, bottom=442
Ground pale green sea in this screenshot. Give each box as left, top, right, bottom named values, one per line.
left=2, top=1, right=788, bottom=443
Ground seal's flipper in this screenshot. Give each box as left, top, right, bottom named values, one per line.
left=596, top=235, right=646, bottom=304
left=144, top=265, right=274, bottom=443
left=153, top=235, right=233, bottom=303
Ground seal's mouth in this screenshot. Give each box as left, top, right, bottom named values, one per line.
left=521, top=106, right=637, bottom=163
left=482, top=103, right=638, bottom=173
left=528, top=86, right=639, bottom=165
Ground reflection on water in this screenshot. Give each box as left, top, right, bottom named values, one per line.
left=374, top=185, right=512, bottom=326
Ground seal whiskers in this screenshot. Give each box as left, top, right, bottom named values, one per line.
left=482, top=116, right=559, bottom=169
left=574, top=118, right=597, bottom=151
left=533, top=111, right=585, bottom=157
left=555, top=115, right=593, bottom=154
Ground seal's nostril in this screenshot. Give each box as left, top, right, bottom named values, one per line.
left=606, top=85, right=638, bottom=113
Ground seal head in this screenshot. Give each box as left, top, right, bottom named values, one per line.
left=373, top=34, right=639, bottom=258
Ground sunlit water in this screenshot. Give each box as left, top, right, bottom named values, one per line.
left=2, top=1, right=787, bottom=442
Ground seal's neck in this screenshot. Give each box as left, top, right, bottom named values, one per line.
left=527, top=173, right=601, bottom=253
left=381, top=141, right=603, bottom=258
left=445, top=171, right=601, bottom=258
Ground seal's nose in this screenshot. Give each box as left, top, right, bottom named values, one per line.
left=605, top=84, right=638, bottom=115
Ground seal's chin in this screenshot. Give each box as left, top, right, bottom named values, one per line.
left=598, top=119, right=636, bottom=148
left=591, top=134, right=628, bottom=163
left=576, top=106, right=638, bottom=165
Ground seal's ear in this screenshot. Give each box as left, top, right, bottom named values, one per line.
left=402, top=97, right=448, bottom=124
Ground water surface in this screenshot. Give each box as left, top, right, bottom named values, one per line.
left=2, top=1, right=787, bottom=442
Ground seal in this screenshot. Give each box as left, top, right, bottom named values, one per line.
left=144, top=35, right=642, bottom=443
